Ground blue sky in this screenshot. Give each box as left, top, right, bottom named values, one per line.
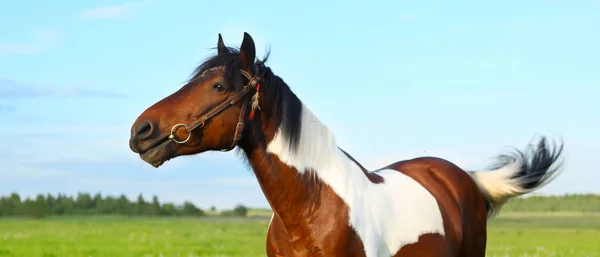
left=1, top=0, right=598, bottom=209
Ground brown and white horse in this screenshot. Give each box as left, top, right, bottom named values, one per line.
left=129, top=32, right=565, bottom=256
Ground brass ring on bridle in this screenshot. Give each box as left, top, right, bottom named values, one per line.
left=168, top=123, right=191, bottom=144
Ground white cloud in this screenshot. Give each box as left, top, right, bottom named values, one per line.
left=78, top=0, right=155, bottom=20
left=398, top=14, right=415, bottom=22
left=0, top=29, right=62, bottom=55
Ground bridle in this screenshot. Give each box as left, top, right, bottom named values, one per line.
left=167, top=65, right=263, bottom=151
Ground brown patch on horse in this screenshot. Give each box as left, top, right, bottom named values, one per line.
left=393, top=233, right=450, bottom=256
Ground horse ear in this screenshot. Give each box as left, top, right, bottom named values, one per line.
left=239, top=32, right=256, bottom=70
left=217, top=33, right=229, bottom=55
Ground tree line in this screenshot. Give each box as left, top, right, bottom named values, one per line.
left=0, top=192, right=248, bottom=219
left=2, top=192, right=598, bottom=219
left=502, top=193, right=600, bottom=212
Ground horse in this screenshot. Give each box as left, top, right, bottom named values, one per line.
left=128, top=32, right=565, bottom=257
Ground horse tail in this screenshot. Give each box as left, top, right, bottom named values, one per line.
left=468, top=136, right=565, bottom=218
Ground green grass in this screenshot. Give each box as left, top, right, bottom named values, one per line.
left=0, top=216, right=270, bottom=257
left=1, top=213, right=598, bottom=257
left=486, top=212, right=600, bottom=256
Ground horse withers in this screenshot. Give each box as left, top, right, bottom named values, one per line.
left=129, top=32, right=565, bottom=257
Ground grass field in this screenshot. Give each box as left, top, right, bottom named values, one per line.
left=1, top=212, right=598, bottom=257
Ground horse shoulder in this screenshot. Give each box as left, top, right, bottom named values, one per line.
left=266, top=213, right=296, bottom=256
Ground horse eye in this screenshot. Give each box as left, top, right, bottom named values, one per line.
left=212, top=83, right=226, bottom=92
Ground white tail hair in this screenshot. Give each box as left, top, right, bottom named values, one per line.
left=468, top=137, right=565, bottom=218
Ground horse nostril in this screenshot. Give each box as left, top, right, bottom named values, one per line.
left=135, top=120, right=155, bottom=140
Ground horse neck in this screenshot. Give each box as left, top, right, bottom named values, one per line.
left=240, top=98, right=352, bottom=222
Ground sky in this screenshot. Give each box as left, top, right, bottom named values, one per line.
left=1, top=0, right=599, bottom=210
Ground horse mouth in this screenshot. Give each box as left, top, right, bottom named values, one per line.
left=139, top=135, right=171, bottom=168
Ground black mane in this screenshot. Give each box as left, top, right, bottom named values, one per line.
left=189, top=47, right=303, bottom=153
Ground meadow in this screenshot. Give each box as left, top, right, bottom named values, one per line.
left=0, top=212, right=598, bottom=257
left=1, top=194, right=599, bottom=256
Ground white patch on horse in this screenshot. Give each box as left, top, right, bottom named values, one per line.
left=266, top=104, right=445, bottom=257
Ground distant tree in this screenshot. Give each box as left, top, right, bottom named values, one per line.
left=151, top=196, right=161, bottom=216
left=97, top=195, right=115, bottom=214
left=0, top=196, right=9, bottom=216
left=182, top=201, right=205, bottom=217
left=54, top=193, right=65, bottom=214
left=161, top=203, right=179, bottom=216
left=54, top=194, right=74, bottom=215
left=232, top=204, right=248, bottom=217
left=116, top=194, right=131, bottom=216
left=76, top=192, right=93, bottom=214
left=0, top=193, right=21, bottom=216
left=46, top=193, right=56, bottom=212
left=92, top=193, right=103, bottom=212
left=135, top=194, right=148, bottom=215
left=0, top=192, right=149, bottom=217
left=8, top=193, right=21, bottom=216
left=31, top=194, right=50, bottom=218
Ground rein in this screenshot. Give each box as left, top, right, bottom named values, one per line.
left=167, top=65, right=262, bottom=151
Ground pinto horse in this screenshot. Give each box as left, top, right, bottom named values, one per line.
left=129, top=32, right=565, bottom=257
